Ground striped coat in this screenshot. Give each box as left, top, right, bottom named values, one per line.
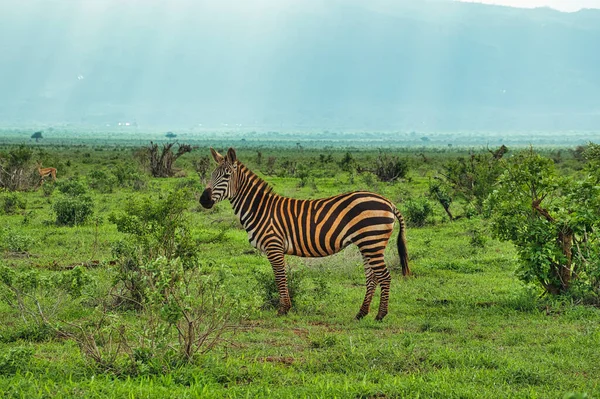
left=200, top=148, right=409, bottom=321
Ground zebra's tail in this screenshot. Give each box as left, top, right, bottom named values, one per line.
left=393, top=207, right=410, bottom=276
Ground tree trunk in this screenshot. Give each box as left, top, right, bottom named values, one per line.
left=533, top=199, right=573, bottom=293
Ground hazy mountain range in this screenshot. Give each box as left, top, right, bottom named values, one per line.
left=1, top=0, right=599, bottom=131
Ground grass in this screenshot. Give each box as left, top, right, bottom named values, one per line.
left=1, top=143, right=599, bottom=398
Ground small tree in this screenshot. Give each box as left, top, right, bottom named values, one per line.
left=428, top=179, right=453, bottom=220
left=146, top=142, right=193, bottom=178
left=0, top=146, right=38, bottom=191
left=165, top=132, right=177, bottom=139
left=486, top=148, right=600, bottom=297
left=31, top=131, right=43, bottom=142
left=373, top=153, right=408, bottom=182
left=440, top=146, right=507, bottom=214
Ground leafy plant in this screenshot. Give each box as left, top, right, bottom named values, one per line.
left=87, top=169, right=118, bottom=193
left=109, top=189, right=200, bottom=307
left=0, top=145, right=38, bottom=191
left=1, top=192, right=26, bottom=215
left=373, top=153, right=409, bottom=182
left=253, top=266, right=306, bottom=310
left=53, top=181, right=94, bottom=226
left=404, top=197, right=434, bottom=227
left=0, top=227, right=35, bottom=252
left=440, top=146, right=507, bottom=214
left=486, top=148, right=600, bottom=298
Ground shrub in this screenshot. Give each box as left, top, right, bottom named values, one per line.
left=56, top=179, right=88, bottom=196
left=0, top=347, right=34, bottom=375
left=53, top=194, right=94, bottom=226
left=404, top=197, right=434, bottom=227
left=52, top=179, right=94, bottom=226
left=440, top=146, right=507, bottom=214
left=0, top=145, right=38, bottom=191
left=339, top=152, right=355, bottom=172
left=193, top=155, right=211, bottom=184
left=109, top=189, right=200, bottom=307
left=253, top=266, right=306, bottom=310
left=0, top=264, right=92, bottom=339
left=1, top=192, right=26, bottom=215
left=0, top=227, right=35, bottom=252
left=428, top=179, right=453, bottom=220
left=87, top=169, right=118, bottom=193
left=486, top=148, right=600, bottom=298
left=373, top=153, right=409, bottom=182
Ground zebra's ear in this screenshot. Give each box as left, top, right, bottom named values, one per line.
left=226, top=148, right=237, bottom=164
left=210, top=148, right=224, bottom=163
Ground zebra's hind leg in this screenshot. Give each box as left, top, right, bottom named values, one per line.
left=358, top=251, right=392, bottom=321
left=267, top=250, right=292, bottom=315
left=356, top=259, right=377, bottom=320
left=374, top=266, right=392, bottom=321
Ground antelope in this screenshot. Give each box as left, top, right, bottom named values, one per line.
left=37, top=162, right=57, bottom=185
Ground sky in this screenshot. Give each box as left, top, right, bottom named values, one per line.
left=458, top=0, right=600, bottom=12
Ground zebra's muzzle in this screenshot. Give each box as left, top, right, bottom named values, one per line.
left=200, top=188, right=214, bottom=209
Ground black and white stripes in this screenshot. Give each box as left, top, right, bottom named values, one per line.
left=200, top=147, right=409, bottom=321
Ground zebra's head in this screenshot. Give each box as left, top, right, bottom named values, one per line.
left=200, top=147, right=238, bottom=209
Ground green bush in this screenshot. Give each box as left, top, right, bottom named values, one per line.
left=87, top=169, right=118, bottom=193
left=109, top=189, right=200, bottom=307
left=0, top=346, right=34, bottom=375
left=56, top=179, right=88, bottom=196
left=52, top=179, right=94, bottom=226
left=0, top=227, right=34, bottom=252
left=253, top=266, right=306, bottom=310
left=486, top=149, right=600, bottom=298
left=373, top=153, right=409, bottom=182
left=441, top=147, right=507, bottom=214
left=53, top=194, right=94, bottom=226
left=404, top=197, right=434, bottom=227
left=1, top=192, right=26, bottom=215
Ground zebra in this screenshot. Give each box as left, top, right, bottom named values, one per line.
left=199, top=148, right=409, bottom=321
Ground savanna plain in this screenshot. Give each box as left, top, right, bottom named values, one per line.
left=1, top=134, right=599, bottom=399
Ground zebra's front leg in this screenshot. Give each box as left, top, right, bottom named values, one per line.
left=267, top=250, right=292, bottom=315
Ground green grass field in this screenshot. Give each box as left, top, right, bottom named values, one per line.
left=1, top=143, right=599, bottom=398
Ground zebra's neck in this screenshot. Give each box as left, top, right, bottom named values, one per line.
left=230, top=162, right=277, bottom=228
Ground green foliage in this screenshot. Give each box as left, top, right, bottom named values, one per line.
left=404, top=197, right=434, bottom=227
left=0, top=227, right=35, bottom=252
left=112, top=163, right=147, bottom=190
left=0, top=264, right=92, bottom=342
left=87, top=169, right=118, bottom=193
left=1, top=192, right=26, bottom=215
left=0, top=346, right=34, bottom=375
left=428, top=179, right=453, bottom=219
left=253, top=266, right=306, bottom=310
left=52, top=180, right=94, bottom=226
left=373, top=153, right=409, bottom=182
left=441, top=148, right=506, bottom=214
left=2, top=144, right=600, bottom=398
left=486, top=149, right=600, bottom=298
left=56, top=179, right=88, bottom=196
left=338, top=152, right=355, bottom=172
left=109, top=189, right=200, bottom=307
left=193, top=155, right=211, bottom=183
left=0, top=145, right=37, bottom=191
left=468, top=227, right=488, bottom=250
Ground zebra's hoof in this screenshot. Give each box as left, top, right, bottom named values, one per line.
left=277, top=308, right=290, bottom=316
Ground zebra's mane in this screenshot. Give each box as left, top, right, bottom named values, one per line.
left=238, top=161, right=275, bottom=196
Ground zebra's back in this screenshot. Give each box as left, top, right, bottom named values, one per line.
left=269, top=191, right=397, bottom=257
